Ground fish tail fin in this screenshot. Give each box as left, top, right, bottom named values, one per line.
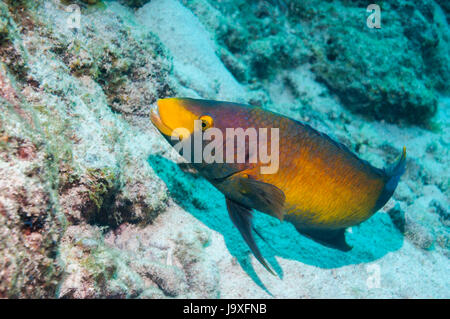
left=374, top=146, right=406, bottom=211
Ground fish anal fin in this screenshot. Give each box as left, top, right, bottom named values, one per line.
left=236, top=174, right=285, bottom=221
left=297, top=227, right=352, bottom=252
left=225, top=198, right=276, bottom=275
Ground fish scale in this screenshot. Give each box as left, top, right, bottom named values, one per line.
left=223, top=106, right=385, bottom=228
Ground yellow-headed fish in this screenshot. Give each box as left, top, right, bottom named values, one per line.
left=150, top=98, right=406, bottom=274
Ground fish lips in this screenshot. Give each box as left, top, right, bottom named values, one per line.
left=150, top=102, right=175, bottom=137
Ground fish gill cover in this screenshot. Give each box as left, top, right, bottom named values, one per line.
left=0, top=0, right=448, bottom=298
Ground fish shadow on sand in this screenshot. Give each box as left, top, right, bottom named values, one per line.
left=148, top=155, right=404, bottom=294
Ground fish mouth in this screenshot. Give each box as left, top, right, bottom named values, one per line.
left=150, top=102, right=175, bottom=137
left=151, top=98, right=197, bottom=140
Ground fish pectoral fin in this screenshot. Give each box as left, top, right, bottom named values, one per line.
left=226, top=198, right=276, bottom=275
left=296, top=227, right=352, bottom=252
left=237, top=176, right=285, bottom=221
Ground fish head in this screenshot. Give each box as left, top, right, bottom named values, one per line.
left=151, top=98, right=230, bottom=139
left=151, top=97, right=251, bottom=142
left=151, top=97, right=252, bottom=179
left=151, top=98, right=197, bottom=140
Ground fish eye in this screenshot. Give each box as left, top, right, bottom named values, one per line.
left=199, top=115, right=213, bottom=131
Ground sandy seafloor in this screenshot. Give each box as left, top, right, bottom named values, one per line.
left=0, top=0, right=449, bottom=298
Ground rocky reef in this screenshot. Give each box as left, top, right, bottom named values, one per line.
left=0, top=0, right=448, bottom=298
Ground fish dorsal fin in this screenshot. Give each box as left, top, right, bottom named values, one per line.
left=236, top=174, right=285, bottom=221
left=296, top=227, right=352, bottom=252
left=225, top=198, right=276, bottom=275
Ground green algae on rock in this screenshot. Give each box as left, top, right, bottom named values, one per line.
left=300, top=1, right=445, bottom=125
left=0, top=0, right=174, bottom=297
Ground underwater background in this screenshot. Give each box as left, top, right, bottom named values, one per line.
left=0, top=0, right=448, bottom=298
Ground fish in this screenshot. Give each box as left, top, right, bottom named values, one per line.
left=150, top=97, right=406, bottom=274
